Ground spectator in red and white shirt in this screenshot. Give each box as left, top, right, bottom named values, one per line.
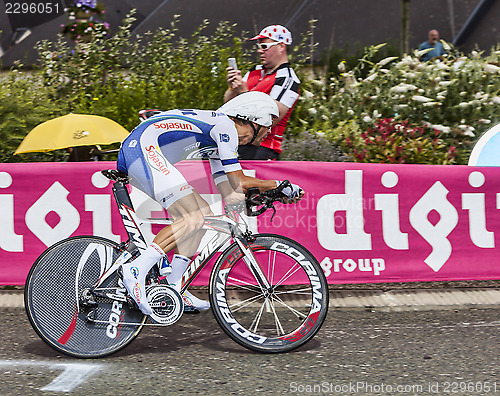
left=224, top=25, right=300, bottom=160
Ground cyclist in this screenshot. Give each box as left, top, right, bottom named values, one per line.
left=117, top=91, right=304, bottom=315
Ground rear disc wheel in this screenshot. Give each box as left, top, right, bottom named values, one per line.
left=25, top=236, right=145, bottom=358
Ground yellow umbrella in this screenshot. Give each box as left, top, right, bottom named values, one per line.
left=14, top=113, right=130, bottom=154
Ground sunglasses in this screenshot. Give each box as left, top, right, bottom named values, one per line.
left=256, top=41, right=281, bottom=51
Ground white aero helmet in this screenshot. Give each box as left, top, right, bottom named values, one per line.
left=219, top=91, right=279, bottom=127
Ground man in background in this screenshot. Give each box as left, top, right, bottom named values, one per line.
left=419, top=29, right=446, bottom=62
left=224, top=25, right=300, bottom=160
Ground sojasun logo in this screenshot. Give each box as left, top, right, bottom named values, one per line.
left=145, top=145, right=170, bottom=176
left=153, top=121, right=193, bottom=132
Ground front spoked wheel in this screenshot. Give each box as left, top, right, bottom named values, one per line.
left=209, top=234, right=329, bottom=353
left=25, top=236, right=145, bottom=358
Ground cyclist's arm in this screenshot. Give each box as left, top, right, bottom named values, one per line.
left=210, top=168, right=276, bottom=204
left=226, top=170, right=304, bottom=204
left=226, top=170, right=277, bottom=193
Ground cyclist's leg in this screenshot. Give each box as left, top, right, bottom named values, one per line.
left=163, top=191, right=213, bottom=311
left=119, top=143, right=207, bottom=314
left=121, top=241, right=164, bottom=315
left=168, top=190, right=213, bottom=257
left=121, top=193, right=206, bottom=314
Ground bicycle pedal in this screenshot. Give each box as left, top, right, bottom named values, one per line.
left=125, top=295, right=139, bottom=311
left=183, top=305, right=200, bottom=314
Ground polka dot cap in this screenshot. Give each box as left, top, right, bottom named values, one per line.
left=250, top=25, right=292, bottom=45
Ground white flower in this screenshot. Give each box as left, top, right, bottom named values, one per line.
left=438, top=81, right=454, bottom=86
left=484, top=64, right=500, bottom=73
left=401, top=55, right=414, bottom=64
left=492, top=96, right=500, bottom=104
left=441, top=40, right=451, bottom=51
left=412, top=95, right=432, bottom=102
left=302, top=90, right=314, bottom=99
left=423, top=102, right=440, bottom=107
left=471, top=50, right=480, bottom=59
left=433, top=124, right=451, bottom=133
left=364, top=73, right=378, bottom=82
left=453, top=60, right=466, bottom=70
left=390, top=83, right=418, bottom=93
left=391, top=85, right=407, bottom=93
left=347, top=109, right=355, bottom=116
left=337, top=61, right=346, bottom=73
left=478, top=119, right=491, bottom=124
left=394, top=104, right=409, bottom=110
left=416, top=49, right=432, bottom=58
left=459, top=124, right=475, bottom=137
left=458, top=102, right=468, bottom=108
left=435, top=62, right=449, bottom=70
left=373, top=110, right=381, bottom=118
left=308, top=108, right=317, bottom=115
left=436, top=94, right=446, bottom=101
left=362, top=115, right=372, bottom=123
left=377, top=56, right=398, bottom=66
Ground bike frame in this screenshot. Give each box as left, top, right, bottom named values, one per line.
left=96, top=178, right=268, bottom=294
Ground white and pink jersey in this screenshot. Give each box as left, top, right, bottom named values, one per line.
left=118, top=109, right=241, bottom=208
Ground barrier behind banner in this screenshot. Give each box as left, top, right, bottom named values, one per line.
left=1, top=161, right=500, bottom=285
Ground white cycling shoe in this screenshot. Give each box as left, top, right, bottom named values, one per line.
left=168, top=282, right=210, bottom=312
left=120, top=265, right=153, bottom=316
left=181, top=290, right=210, bottom=312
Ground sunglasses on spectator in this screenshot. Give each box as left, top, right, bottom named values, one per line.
left=256, top=41, right=281, bottom=50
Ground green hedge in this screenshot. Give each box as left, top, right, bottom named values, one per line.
left=296, top=44, right=500, bottom=164
left=1, top=13, right=499, bottom=164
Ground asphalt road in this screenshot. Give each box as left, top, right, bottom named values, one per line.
left=1, top=306, right=499, bottom=395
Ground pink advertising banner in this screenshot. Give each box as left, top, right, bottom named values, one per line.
left=1, top=161, right=500, bottom=285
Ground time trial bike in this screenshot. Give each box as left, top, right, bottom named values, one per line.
left=24, top=169, right=329, bottom=357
